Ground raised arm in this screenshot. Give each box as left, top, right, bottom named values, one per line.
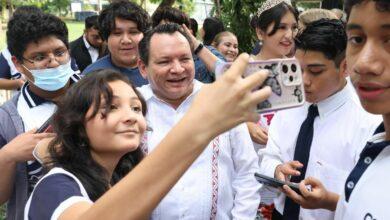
left=59, top=54, right=272, bottom=220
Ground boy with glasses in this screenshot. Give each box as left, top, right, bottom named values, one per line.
left=0, top=12, right=80, bottom=220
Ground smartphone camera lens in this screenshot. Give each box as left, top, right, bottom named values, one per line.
left=289, top=75, right=294, bottom=82
left=282, top=64, right=288, bottom=73
left=291, top=64, right=297, bottom=72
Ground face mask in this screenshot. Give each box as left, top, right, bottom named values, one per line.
left=23, top=60, right=74, bottom=91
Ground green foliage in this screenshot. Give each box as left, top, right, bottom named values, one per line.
left=12, top=0, right=71, bottom=16
left=0, top=204, right=5, bottom=220
left=219, top=0, right=265, bottom=53
left=174, top=0, right=195, bottom=15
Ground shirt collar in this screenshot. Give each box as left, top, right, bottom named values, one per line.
left=314, top=83, right=352, bottom=118
left=22, top=73, right=81, bottom=108
left=139, top=79, right=203, bottom=103
left=83, top=35, right=92, bottom=50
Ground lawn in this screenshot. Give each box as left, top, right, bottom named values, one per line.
left=0, top=20, right=85, bottom=51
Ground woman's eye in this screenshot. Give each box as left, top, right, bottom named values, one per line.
left=110, top=105, right=118, bottom=110
left=131, top=106, right=142, bottom=113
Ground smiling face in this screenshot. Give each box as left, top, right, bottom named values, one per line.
left=296, top=49, right=346, bottom=103
left=347, top=1, right=390, bottom=115
left=139, top=32, right=195, bottom=108
left=85, top=80, right=147, bottom=159
left=107, top=18, right=144, bottom=68
left=258, top=11, right=297, bottom=58
left=215, top=34, right=239, bottom=62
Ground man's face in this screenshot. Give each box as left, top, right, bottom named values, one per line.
left=139, top=32, right=195, bottom=108
left=347, top=1, right=390, bottom=115
left=296, top=49, right=346, bottom=103
left=107, top=18, right=143, bottom=68
left=85, top=27, right=103, bottom=49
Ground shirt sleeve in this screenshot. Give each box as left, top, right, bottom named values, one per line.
left=258, top=112, right=284, bottom=178
left=0, top=53, right=12, bottom=79
left=27, top=173, right=92, bottom=220
left=230, top=123, right=261, bottom=219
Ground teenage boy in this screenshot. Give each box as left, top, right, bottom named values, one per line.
left=70, top=15, right=104, bottom=72
left=0, top=12, right=80, bottom=220
left=259, top=19, right=381, bottom=220
left=82, top=0, right=150, bottom=87
left=281, top=1, right=390, bottom=219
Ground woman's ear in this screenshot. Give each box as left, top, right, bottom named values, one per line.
left=255, top=27, right=264, bottom=41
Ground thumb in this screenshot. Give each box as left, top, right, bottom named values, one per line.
left=27, top=128, right=38, bottom=134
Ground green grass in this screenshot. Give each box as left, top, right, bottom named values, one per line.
left=0, top=204, right=5, bottom=220
left=0, top=20, right=84, bottom=51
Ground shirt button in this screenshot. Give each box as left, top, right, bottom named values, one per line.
left=364, top=156, right=372, bottom=164
left=347, top=181, right=355, bottom=189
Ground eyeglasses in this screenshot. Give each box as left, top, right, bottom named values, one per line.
left=22, top=49, right=70, bottom=69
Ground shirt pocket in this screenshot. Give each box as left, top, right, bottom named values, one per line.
left=313, top=160, right=349, bottom=194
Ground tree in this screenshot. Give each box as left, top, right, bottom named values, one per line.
left=218, top=0, right=265, bottom=53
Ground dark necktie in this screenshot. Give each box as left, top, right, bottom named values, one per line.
left=283, top=105, right=319, bottom=220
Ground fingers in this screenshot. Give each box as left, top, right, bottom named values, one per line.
left=242, top=69, right=270, bottom=92
left=283, top=185, right=304, bottom=204
left=249, top=86, right=272, bottom=108
left=280, top=165, right=300, bottom=176
left=34, top=132, right=56, bottom=139
left=27, top=128, right=38, bottom=134
left=224, top=53, right=250, bottom=80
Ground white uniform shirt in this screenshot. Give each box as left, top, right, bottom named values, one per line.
left=83, top=35, right=99, bottom=63
left=138, top=80, right=261, bottom=220
left=259, top=84, right=382, bottom=220
left=335, top=125, right=390, bottom=220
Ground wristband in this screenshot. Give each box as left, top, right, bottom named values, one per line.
left=194, top=43, right=204, bottom=55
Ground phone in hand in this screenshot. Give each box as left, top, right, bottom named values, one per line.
left=35, top=116, right=53, bottom=133
left=255, top=173, right=302, bottom=195
left=218, top=58, right=305, bottom=113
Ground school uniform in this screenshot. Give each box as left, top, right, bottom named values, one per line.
left=335, top=123, right=390, bottom=219
left=259, top=84, right=382, bottom=220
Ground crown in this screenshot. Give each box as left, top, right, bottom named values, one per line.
left=257, top=0, right=292, bottom=17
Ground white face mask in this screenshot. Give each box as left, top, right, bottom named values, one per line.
left=23, top=60, right=73, bottom=91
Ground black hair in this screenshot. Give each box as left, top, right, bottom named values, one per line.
left=202, top=17, right=225, bottom=45
left=345, top=0, right=390, bottom=18
left=295, top=19, right=347, bottom=67
left=7, top=13, right=69, bottom=61
left=254, top=2, right=298, bottom=36
left=13, top=5, right=42, bottom=17
left=189, top=18, right=198, bottom=37
left=47, top=69, right=147, bottom=201
left=138, top=23, right=193, bottom=65
left=98, top=0, right=151, bottom=41
left=151, top=6, right=190, bottom=28
left=85, top=15, right=99, bottom=30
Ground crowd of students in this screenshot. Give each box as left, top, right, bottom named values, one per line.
left=0, top=0, right=389, bottom=219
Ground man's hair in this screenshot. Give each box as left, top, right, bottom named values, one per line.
left=151, top=6, right=190, bottom=28
left=7, top=12, right=69, bottom=61
left=345, top=0, right=390, bottom=18
left=189, top=18, right=198, bottom=37
left=138, top=23, right=193, bottom=65
left=85, top=15, right=99, bottom=29
left=202, top=17, right=225, bottom=45
left=295, top=19, right=347, bottom=67
left=98, top=0, right=151, bottom=41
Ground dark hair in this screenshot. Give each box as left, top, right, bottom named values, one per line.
left=202, top=17, right=225, bottom=45
left=7, top=13, right=69, bottom=61
left=98, top=0, right=151, bottom=41
left=47, top=69, right=147, bottom=201
left=85, top=15, right=99, bottom=30
left=139, top=23, right=193, bottom=65
left=151, top=6, right=190, bottom=28
left=255, top=2, right=298, bottom=36
left=189, top=18, right=198, bottom=37
left=13, top=5, right=42, bottom=17
left=295, top=19, right=347, bottom=67
left=345, top=0, right=390, bottom=18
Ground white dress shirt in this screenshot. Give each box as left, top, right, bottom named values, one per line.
left=83, top=35, right=99, bottom=63
left=138, top=80, right=261, bottom=220
left=334, top=127, right=390, bottom=220
left=259, top=84, right=382, bottom=220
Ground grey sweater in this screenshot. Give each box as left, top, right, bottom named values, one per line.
left=0, top=93, right=28, bottom=220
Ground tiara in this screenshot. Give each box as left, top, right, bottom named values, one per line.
left=257, top=0, right=292, bottom=17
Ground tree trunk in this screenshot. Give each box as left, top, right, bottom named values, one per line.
left=214, top=0, right=221, bottom=18
left=156, top=0, right=176, bottom=11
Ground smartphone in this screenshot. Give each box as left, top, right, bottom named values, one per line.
left=35, top=116, right=53, bottom=133
left=254, top=173, right=301, bottom=195
left=218, top=58, right=305, bottom=113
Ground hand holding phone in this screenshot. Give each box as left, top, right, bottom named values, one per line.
left=35, top=116, right=53, bottom=133
left=255, top=173, right=302, bottom=195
